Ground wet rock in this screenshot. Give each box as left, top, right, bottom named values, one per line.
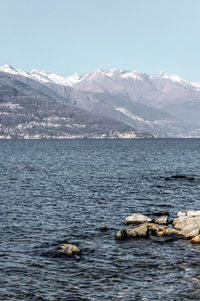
left=147, top=223, right=162, bottom=232
left=115, top=230, right=127, bottom=240
left=147, top=223, right=180, bottom=237
left=126, top=224, right=149, bottom=238
left=191, top=234, right=200, bottom=244
left=125, top=214, right=152, bottom=225
left=154, top=215, right=168, bottom=225
left=57, top=243, right=81, bottom=256
left=157, top=228, right=180, bottom=237
left=100, top=225, right=108, bottom=231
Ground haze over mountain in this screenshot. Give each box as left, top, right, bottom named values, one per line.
left=0, top=64, right=200, bottom=138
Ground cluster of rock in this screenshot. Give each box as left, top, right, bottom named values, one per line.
left=115, top=210, right=200, bottom=244
left=173, top=210, right=200, bottom=243
left=56, top=210, right=200, bottom=258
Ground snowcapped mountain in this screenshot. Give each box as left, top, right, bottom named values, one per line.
left=0, top=68, right=151, bottom=139
left=0, top=64, right=200, bottom=137
left=0, top=64, right=28, bottom=77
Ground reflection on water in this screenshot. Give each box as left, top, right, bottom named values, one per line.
left=1, top=139, right=200, bottom=300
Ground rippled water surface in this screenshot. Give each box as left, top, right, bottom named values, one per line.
left=1, top=139, right=200, bottom=301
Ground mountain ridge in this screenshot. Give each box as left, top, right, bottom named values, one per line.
left=0, top=64, right=200, bottom=137
left=0, top=69, right=152, bottom=139
left=1, top=64, right=200, bottom=89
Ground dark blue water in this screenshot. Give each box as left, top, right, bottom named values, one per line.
left=1, top=139, right=200, bottom=301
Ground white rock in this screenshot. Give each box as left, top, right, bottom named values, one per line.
left=177, top=210, right=200, bottom=218
left=125, top=214, right=152, bottom=225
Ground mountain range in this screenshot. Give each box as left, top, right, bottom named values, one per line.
left=0, top=64, right=200, bottom=138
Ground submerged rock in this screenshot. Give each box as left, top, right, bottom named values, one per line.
left=165, top=175, right=195, bottom=181
left=57, top=243, right=81, bottom=256
left=115, top=230, right=127, bottom=240
left=100, top=225, right=108, bottom=231
left=125, top=214, right=152, bottom=225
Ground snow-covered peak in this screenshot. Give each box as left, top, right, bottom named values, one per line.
left=30, top=69, right=50, bottom=76
left=151, top=71, right=200, bottom=90
left=29, top=69, right=70, bottom=86
left=0, top=64, right=29, bottom=77
left=103, top=68, right=122, bottom=77
left=1, top=64, right=200, bottom=92
left=121, top=70, right=149, bottom=81
left=0, top=64, right=18, bottom=75
left=0, top=64, right=13, bottom=69
left=65, top=73, right=86, bottom=86
left=154, top=71, right=186, bottom=84
left=94, top=68, right=150, bottom=81
left=69, top=69, right=126, bottom=93
left=89, top=69, right=109, bottom=79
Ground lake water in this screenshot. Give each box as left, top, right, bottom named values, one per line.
left=1, top=139, right=200, bottom=300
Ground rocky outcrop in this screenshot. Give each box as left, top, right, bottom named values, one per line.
left=172, top=210, right=200, bottom=241
left=116, top=210, right=200, bottom=245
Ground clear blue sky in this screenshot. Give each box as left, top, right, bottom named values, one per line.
left=0, top=0, right=200, bottom=81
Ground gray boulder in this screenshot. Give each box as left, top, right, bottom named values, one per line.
left=126, top=224, right=149, bottom=238
left=173, top=216, right=200, bottom=230
left=179, top=225, right=200, bottom=239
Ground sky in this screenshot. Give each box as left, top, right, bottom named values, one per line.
left=0, top=0, right=200, bottom=81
